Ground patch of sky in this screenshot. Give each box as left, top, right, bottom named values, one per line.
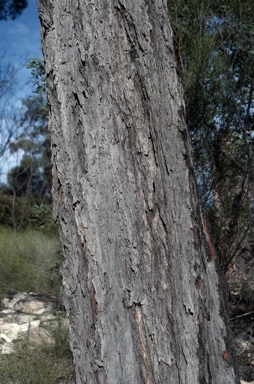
left=0, top=0, right=42, bottom=99
left=0, top=0, right=42, bottom=184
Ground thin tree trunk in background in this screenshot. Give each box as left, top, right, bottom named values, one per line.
left=39, top=0, right=239, bottom=383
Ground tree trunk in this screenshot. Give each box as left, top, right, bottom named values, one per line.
left=39, top=0, right=239, bottom=383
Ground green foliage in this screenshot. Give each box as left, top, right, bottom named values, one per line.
left=0, top=321, right=75, bottom=384
left=0, top=194, right=36, bottom=230
left=0, top=226, right=62, bottom=295
left=0, top=0, right=27, bottom=21
left=168, top=0, right=254, bottom=270
left=6, top=57, right=51, bottom=200
left=7, top=156, right=49, bottom=199
left=0, top=57, right=50, bottom=229
left=0, top=194, right=55, bottom=232
left=7, top=92, right=51, bottom=199
left=32, top=202, right=53, bottom=225
left=26, top=58, right=46, bottom=96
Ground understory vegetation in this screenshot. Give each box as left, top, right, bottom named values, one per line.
left=168, top=0, right=254, bottom=271
left=0, top=207, right=75, bottom=383
left=0, top=320, right=75, bottom=384
left=0, top=0, right=253, bottom=382
left=0, top=225, right=62, bottom=296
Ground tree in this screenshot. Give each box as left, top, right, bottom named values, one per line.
left=39, top=1, right=239, bottom=383
left=0, top=58, right=51, bottom=231
left=6, top=58, right=51, bottom=199
left=167, top=0, right=254, bottom=270
left=7, top=93, right=51, bottom=199
left=0, top=0, right=29, bottom=176
left=0, top=59, right=22, bottom=177
left=0, top=0, right=27, bottom=21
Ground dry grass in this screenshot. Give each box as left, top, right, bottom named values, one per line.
left=0, top=226, right=62, bottom=295
left=0, top=225, right=75, bottom=383
left=0, top=320, right=75, bottom=384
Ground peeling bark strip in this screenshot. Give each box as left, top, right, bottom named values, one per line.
left=39, top=0, right=239, bottom=383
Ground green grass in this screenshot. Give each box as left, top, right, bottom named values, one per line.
left=0, top=320, right=75, bottom=384
left=0, top=225, right=75, bottom=383
left=0, top=226, right=63, bottom=296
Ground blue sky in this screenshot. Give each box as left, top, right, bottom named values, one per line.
left=0, top=0, right=42, bottom=99
left=0, top=1, right=42, bottom=182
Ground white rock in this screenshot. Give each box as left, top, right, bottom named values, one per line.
left=14, top=299, right=47, bottom=314
left=0, top=333, right=13, bottom=343
left=0, top=331, right=18, bottom=342
left=240, top=381, right=254, bottom=384
left=1, top=308, right=15, bottom=315
left=18, top=323, right=30, bottom=334
left=1, top=342, right=15, bottom=354
left=30, top=319, right=41, bottom=328
left=2, top=293, right=27, bottom=309
left=28, top=327, right=53, bottom=345
left=0, top=292, right=61, bottom=354
left=0, top=323, right=20, bottom=335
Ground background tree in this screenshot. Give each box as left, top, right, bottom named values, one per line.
left=168, top=0, right=254, bottom=270
left=0, top=59, right=22, bottom=177
left=0, top=0, right=28, bottom=177
left=39, top=1, right=239, bottom=383
left=0, top=0, right=27, bottom=21
left=0, top=58, right=51, bottom=230
left=8, top=90, right=51, bottom=199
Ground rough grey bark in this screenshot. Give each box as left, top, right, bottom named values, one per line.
left=39, top=0, right=239, bottom=383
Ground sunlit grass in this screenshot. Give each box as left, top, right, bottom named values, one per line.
left=0, top=225, right=75, bottom=383
left=0, top=225, right=62, bottom=296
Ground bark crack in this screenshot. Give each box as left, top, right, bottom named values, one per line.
left=135, top=305, right=151, bottom=384
left=116, top=1, right=145, bottom=59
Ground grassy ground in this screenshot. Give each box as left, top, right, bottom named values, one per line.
left=0, top=225, right=76, bottom=383
left=0, top=226, right=63, bottom=296
left=2, top=225, right=252, bottom=383
left=0, top=320, right=75, bottom=384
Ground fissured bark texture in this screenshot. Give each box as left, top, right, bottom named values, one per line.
left=39, top=0, right=239, bottom=382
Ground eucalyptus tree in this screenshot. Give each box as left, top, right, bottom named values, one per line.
left=6, top=58, right=50, bottom=199
left=7, top=92, right=51, bottom=199
left=39, top=1, right=239, bottom=383
left=168, top=0, right=254, bottom=270
left=0, top=63, right=21, bottom=180
left=0, top=0, right=28, bottom=179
